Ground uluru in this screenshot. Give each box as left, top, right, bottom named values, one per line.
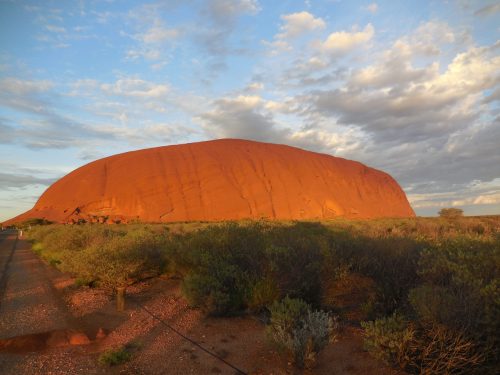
left=4, top=139, right=415, bottom=224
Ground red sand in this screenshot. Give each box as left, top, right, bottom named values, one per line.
left=4, top=139, right=414, bottom=224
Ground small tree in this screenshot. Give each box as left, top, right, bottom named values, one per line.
left=438, top=208, right=463, bottom=218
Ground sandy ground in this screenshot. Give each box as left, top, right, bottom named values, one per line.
left=0, top=229, right=403, bottom=374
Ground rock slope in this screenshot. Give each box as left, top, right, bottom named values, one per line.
left=4, top=139, right=415, bottom=224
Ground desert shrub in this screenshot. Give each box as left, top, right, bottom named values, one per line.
left=264, top=223, right=327, bottom=305
left=28, top=225, right=167, bottom=289
left=320, top=229, right=360, bottom=281
left=361, top=313, right=414, bottom=368
left=74, top=277, right=95, bottom=288
left=168, top=222, right=334, bottom=314
left=300, top=310, right=339, bottom=352
left=265, top=244, right=323, bottom=305
left=359, top=233, right=499, bottom=373
left=49, top=258, right=62, bottom=266
left=267, top=297, right=338, bottom=369
left=417, top=238, right=499, bottom=335
left=362, top=316, right=485, bottom=374
left=182, top=259, right=250, bottom=315
left=408, top=284, right=469, bottom=327
left=355, top=237, right=422, bottom=317
left=248, top=277, right=280, bottom=312
left=438, top=208, right=464, bottom=219
left=407, top=324, right=485, bottom=375
left=98, top=346, right=131, bottom=366
left=169, top=223, right=267, bottom=315
left=267, top=296, right=310, bottom=340
left=65, top=228, right=166, bottom=288
left=16, top=218, right=53, bottom=230
left=28, top=225, right=60, bottom=247
left=411, top=237, right=499, bottom=369
left=31, top=242, right=44, bottom=255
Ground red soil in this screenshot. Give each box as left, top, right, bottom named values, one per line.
left=4, top=139, right=414, bottom=224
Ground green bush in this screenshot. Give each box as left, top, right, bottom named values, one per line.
left=170, top=223, right=266, bottom=315
left=265, top=223, right=327, bottom=305
left=28, top=224, right=167, bottom=289
left=182, top=259, right=250, bottom=315
left=361, top=313, right=414, bottom=368
left=408, top=284, right=478, bottom=328
left=31, top=242, right=44, bottom=255
left=166, top=222, right=329, bottom=314
left=355, top=237, right=422, bottom=317
left=438, top=208, right=464, bottom=218
left=248, top=277, right=280, bottom=312
left=267, top=297, right=309, bottom=341
left=98, top=346, right=131, bottom=366
left=410, top=237, right=500, bottom=370
left=418, top=239, right=499, bottom=333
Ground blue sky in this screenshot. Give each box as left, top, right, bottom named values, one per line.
left=0, top=0, right=499, bottom=221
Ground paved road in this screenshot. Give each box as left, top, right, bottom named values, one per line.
left=0, top=230, right=104, bottom=375
left=0, top=230, right=17, bottom=312
left=0, top=230, right=72, bottom=339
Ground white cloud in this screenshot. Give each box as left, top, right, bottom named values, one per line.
left=206, top=0, right=260, bottom=23
left=289, top=128, right=363, bottom=155
left=45, top=24, right=66, bottom=33
left=139, top=19, right=179, bottom=44
left=318, top=23, right=374, bottom=54
left=246, top=82, right=264, bottom=91
left=363, top=3, right=378, bottom=14
left=198, top=93, right=363, bottom=157
left=431, top=43, right=500, bottom=96
left=100, top=78, right=169, bottom=98
left=125, top=7, right=182, bottom=66
left=215, top=95, right=262, bottom=111
left=126, top=28, right=177, bottom=63
left=0, top=78, right=53, bottom=95
left=198, top=94, right=288, bottom=142
left=404, top=21, right=459, bottom=56
left=407, top=185, right=500, bottom=210
left=473, top=193, right=500, bottom=205
left=267, top=11, right=325, bottom=52
left=278, top=11, right=326, bottom=39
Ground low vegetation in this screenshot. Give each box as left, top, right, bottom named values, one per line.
left=98, top=346, right=132, bottom=366
left=26, top=216, right=499, bottom=372
left=267, top=297, right=339, bottom=368
left=438, top=207, right=464, bottom=218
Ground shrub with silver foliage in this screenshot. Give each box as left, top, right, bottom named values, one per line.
left=267, top=297, right=339, bottom=369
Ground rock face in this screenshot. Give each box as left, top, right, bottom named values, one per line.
left=5, top=139, right=415, bottom=224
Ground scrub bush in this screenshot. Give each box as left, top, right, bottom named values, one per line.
left=98, top=346, right=131, bottom=366
left=267, top=297, right=338, bottom=369
left=362, top=316, right=485, bottom=374
left=361, top=313, right=414, bottom=367
left=169, top=223, right=266, bottom=315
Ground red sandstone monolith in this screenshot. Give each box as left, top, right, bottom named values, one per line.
left=3, top=139, right=414, bottom=224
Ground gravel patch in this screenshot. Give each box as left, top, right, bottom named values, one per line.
left=66, top=288, right=111, bottom=318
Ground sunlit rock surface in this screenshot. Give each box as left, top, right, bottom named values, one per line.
left=5, top=139, right=415, bottom=224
